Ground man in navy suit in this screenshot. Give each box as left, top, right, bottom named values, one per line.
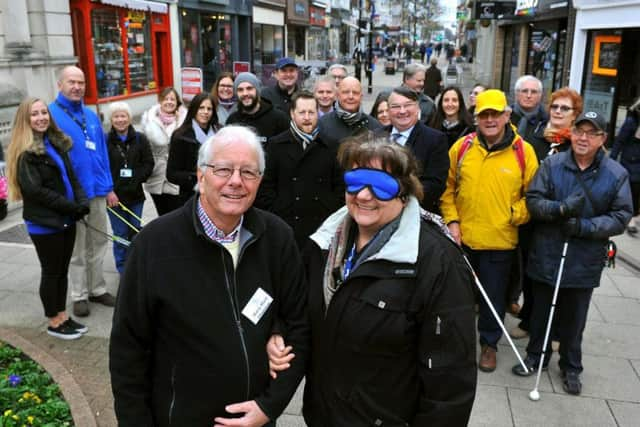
left=384, top=86, right=449, bottom=214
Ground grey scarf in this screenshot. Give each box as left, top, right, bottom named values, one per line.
left=335, top=102, right=366, bottom=127
left=192, top=119, right=215, bottom=144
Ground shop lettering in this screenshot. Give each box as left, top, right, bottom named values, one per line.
left=516, top=0, right=539, bottom=9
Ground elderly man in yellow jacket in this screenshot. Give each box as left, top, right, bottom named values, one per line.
left=440, top=89, right=539, bottom=373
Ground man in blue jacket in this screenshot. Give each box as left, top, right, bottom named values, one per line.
left=49, top=65, right=118, bottom=317
left=512, top=111, right=632, bottom=395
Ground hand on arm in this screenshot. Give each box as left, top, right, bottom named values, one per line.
left=266, top=334, right=294, bottom=379
left=213, top=400, right=269, bottom=427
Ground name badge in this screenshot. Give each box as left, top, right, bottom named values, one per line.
left=120, top=168, right=133, bottom=178
left=85, top=140, right=96, bottom=151
left=241, top=287, right=273, bottom=325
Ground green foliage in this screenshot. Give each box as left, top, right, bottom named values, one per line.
left=0, top=342, right=73, bottom=427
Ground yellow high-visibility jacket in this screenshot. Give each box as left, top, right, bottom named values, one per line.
left=440, top=131, right=539, bottom=250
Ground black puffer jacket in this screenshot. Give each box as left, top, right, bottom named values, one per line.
left=18, top=134, right=87, bottom=229
left=302, top=200, right=477, bottom=427
left=106, top=126, right=154, bottom=206
left=262, top=84, right=297, bottom=114
left=526, top=150, right=632, bottom=288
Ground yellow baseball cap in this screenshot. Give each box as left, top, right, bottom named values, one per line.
left=475, top=89, right=508, bottom=115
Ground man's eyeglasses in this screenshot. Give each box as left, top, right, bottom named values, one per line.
left=518, top=89, right=541, bottom=95
left=205, top=164, right=262, bottom=180
left=550, top=104, right=574, bottom=113
left=476, top=110, right=505, bottom=120
left=571, top=128, right=605, bottom=139
left=389, top=102, right=418, bottom=111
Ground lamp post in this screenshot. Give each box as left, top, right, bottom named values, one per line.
left=367, top=0, right=375, bottom=94
left=355, top=0, right=363, bottom=82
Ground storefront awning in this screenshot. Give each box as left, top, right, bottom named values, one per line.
left=99, top=0, right=168, bottom=14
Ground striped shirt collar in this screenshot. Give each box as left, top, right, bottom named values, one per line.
left=197, top=199, right=243, bottom=244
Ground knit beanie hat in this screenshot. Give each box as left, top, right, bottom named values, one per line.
left=233, top=72, right=261, bottom=97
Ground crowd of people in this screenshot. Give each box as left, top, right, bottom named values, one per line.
left=1, top=48, right=637, bottom=426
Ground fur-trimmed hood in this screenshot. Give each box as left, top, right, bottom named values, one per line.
left=27, top=132, right=72, bottom=156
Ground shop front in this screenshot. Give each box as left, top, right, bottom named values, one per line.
left=497, top=0, right=569, bottom=101
left=179, top=0, right=251, bottom=94
left=69, top=0, right=172, bottom=115
left=570, top=0, right=640, bottom=135
left=287, top=0, right=309, bottom=60
left=308, top=3, right=329, bottom=61
left=253, top=1, right=286, bottom=85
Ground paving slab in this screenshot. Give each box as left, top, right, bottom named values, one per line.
left=0, top=291, right=48, bottom=328
left=593, top=274, right=622, bottom=297
left=582, top=322, right=640, bottom=359
left=468, top=385, right=513, bottom=427
left=593, top=295, right=640, bottom=326
left=509, top=388, right=617, bottom=426
left=547, top=355, right=640, bottom=402
left=609, top=400, right=640, bottom=427
left=608, top=274, right=640, bottom=299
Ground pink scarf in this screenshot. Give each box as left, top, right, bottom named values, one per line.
left=158, top=109, right=177, bottom=127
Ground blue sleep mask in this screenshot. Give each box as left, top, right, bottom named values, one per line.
left=344, top=168, right=401, bottom=201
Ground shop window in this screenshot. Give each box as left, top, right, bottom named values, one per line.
left=253, top=24, right=284, bottom=85
left=92, top=8, right=155, bottom=99
left=526, top=20, right=567, bottom=98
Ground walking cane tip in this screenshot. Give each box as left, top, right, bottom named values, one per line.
left=528, top=389, right=540, bottom=401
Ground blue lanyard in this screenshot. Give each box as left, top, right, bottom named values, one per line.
left=343, top=243, right=357, bottom=280
left=55, top=100, right=90, bottom=140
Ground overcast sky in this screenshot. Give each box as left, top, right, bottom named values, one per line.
left=440, top=0, right=459, bottom=29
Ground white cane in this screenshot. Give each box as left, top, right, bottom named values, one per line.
left=462, top=255, right=530, bottom=373
left=529, top=240, right=569, bottom=401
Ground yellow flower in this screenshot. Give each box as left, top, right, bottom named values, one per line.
left=27, top=415, right=35, bottom=424
left=12, top=414, right=19, bottom=420
left=33, top=396, right=42, bottom=404
left=3, top=409, right=12, bottom=416
left=23, top=391, right=32, bottom=399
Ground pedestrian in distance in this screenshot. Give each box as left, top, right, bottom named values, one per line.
left=510, top=87, right=583, bottom=343
left=512, top=111, right=632, bottom=396
left=424, top=57, right=443, bottom=102
left=609, top=97, right=640, bottom=235
left=5, top=97, right=90, bottom=339
left=167, top=92, right=218, bottom=207
left=267, top=136, right=477, bottom=426
left=429, top=86, right=474, bottom=148
left=49, top=65, right=117, bottom=318
left=110, top=125, right=310, bottom=426
left=141, top=86, right=186, bottom=216
left=440, top=89, right=539, bottom=373
left=255, top=90, right=344, bottom=249
left=369, top=91, right=391, bottom=127
left=105, top=102, right=154, bottom=275
left=210, top=72, right=236, bottom=126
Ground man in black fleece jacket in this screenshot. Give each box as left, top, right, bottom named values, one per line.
left=227, top=72, right=289, bottom=146
left=109, top=125, right=309, bottom=427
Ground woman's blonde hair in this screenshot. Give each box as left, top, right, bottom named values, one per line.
left=5, top=97, right=70, bottom=201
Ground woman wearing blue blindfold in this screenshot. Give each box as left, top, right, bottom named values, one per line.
left=267, top=136, right=477, bottom=426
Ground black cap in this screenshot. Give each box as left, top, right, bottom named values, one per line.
left=574, top=111, right=607, bottom=132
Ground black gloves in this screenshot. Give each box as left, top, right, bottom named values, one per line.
left=72, top=204, right=90, bottom=221
left=559, top=193, right=585, bottom=218
left=562, top=218, right=581, bottom=237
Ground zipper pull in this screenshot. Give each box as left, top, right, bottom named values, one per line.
left=436, top=316, right=441, bottom=335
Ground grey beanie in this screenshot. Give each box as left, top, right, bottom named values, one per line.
left=233, top=72, right=261, bottom=96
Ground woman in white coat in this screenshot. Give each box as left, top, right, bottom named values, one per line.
left=141, top=87, right=187, bottom=215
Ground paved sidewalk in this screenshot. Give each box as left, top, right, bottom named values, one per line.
left=1, top=54, right=639, bottom=426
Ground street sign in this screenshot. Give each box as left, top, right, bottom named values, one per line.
left=475, top=1, right=516, bottom=19
left=181, top=67, right=202, bottom=103
left=233, top=61, right=250, bottom=76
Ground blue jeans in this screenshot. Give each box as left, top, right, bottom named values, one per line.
left=107, top=202, right=143, bottom=274
left=464, top=246, right=515, bottom=348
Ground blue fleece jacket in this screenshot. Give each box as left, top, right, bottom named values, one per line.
left=49, top=93, right=113, bottom=199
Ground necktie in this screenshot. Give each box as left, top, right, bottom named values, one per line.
left=391, top=133, right=402, bottom=145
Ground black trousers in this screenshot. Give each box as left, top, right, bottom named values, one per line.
left=30, top=225, right=76, bottom=318
left=526, top=280, right=593, bottom=373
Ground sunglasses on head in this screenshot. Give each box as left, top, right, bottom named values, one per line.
left=344, top=168, right=401, bottom=201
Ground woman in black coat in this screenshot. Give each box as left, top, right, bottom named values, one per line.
left=105, top=102, right=154, bottom=274
left=5, top=98, right=89, bottom=340
left=167, top=92, right=218, bottom=205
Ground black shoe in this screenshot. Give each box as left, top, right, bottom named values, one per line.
left=47, top=323, right=82, bottom=340
left=88, top=292, right=116, bottom=307
left=73, top=300, right=90, bottom=317
left=561, top=370, right=582, bottom=395
left=512, top=356, right=548, bottom=377
left=63, top=317, right=88, bottom=334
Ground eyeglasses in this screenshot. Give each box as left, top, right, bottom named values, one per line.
left=518, top=89, right=541, bottom=95
left=344, top=168, right=401, bottom=201
left=476, top=110, right=505, bottom=120
left=571, top=128, right=605, bottom=139
left=205, top=164, right=262, bottom=180
left=550, top=104, right=574, bottom=113
left=388, top=102, right=418, bottom=111
left=218, top=84, right=234, bottom=89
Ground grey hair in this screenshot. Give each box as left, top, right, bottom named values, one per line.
left=328, top=63, right=348, bottom=75
left=107, top=101, right=132, bottom=123
left=403, top=63, right=426, bottom=82
left=514, top=75, right=543, bottom=93
left=313, top=75, right=337, bottom=91
left=197, top=125, right=265, bottom=174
